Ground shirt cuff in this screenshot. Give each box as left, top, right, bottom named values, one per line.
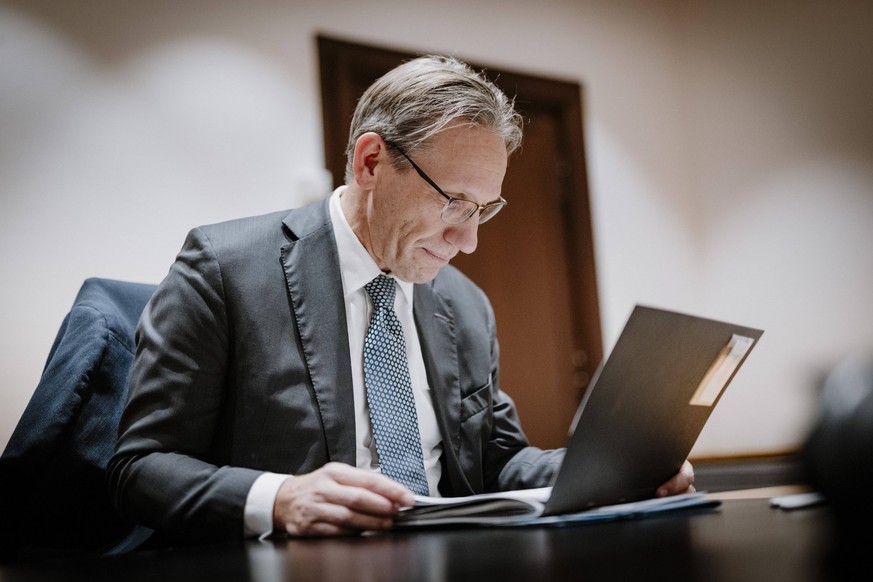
left=244, top=472, right=290, bottom=539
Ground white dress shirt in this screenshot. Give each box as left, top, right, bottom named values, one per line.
left=243, top=187, right=443, bottom=537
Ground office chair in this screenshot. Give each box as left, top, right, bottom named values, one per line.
left=802, top=351, right=873, bottom=569
left=0, top=278, right=157, bottom=563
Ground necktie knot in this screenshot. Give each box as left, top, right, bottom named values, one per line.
left=365, top=275, right=396, bottom=311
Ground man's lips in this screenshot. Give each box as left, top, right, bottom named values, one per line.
left=423, top=248, right=454, bottom=263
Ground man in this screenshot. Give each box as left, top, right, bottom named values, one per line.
left=108, top=55, right=693, bottom=542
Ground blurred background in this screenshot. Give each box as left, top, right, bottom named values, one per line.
left=2, top=0, right=872, bottom=462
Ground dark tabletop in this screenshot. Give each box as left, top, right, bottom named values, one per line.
left=0, top=498, right=840, bottom=582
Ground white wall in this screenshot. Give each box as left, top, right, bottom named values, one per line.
left=678, top=1, right=873, bottom=453
left=1, top=0, right=871, bottom=457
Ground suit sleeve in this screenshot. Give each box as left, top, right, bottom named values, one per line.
left=107, top=228, right=261, bottom=543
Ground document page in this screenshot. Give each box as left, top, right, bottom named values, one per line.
left=394, top=489, right=718, bottom=528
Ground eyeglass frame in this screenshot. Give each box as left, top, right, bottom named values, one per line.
left=383, top=139, right=507, bottom=225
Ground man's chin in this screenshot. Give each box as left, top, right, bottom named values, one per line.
left=395, top=265, right=444, bottom=285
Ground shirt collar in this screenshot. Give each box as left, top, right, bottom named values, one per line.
left=328, top=187, right=415, bottom=305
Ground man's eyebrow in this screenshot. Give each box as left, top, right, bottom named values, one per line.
left=463, top=193, right=505, bottom=206
left=441, top=189, right=503, bottom=205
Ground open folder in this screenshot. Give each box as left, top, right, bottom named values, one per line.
left=395, top=305, right=763, bottom=527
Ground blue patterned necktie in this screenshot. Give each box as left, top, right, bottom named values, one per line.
left=363, top=274, right=430, bottom=496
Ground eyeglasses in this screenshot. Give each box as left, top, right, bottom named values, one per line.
left=385, top=140, right=507, bottom=225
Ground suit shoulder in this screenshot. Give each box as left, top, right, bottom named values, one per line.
left=172, top=210, right=294, bottom=272
left=431, top=265, right=489, bottom=304
left=193, top=200, right=330, bottom=246
left=196, top=209, right=290, bottom=239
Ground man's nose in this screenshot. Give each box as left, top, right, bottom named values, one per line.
left=445, top=218, right=479, bottom=255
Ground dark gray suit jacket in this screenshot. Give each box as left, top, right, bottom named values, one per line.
left=107, top=199, right=564, bottom=542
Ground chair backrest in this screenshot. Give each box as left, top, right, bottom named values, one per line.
left=803, top=352, right=873, bottom=542
left=0, top=278, right=157, bottom=563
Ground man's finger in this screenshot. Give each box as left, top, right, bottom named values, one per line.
left=322, top=463, right=416, bottom=506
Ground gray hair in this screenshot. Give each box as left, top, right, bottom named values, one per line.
left=344, top=55, right=523, bottom=182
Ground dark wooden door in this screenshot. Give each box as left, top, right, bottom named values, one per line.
left=318, top=36, right=601, bottom=449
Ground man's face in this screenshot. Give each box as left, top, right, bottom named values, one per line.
left=367, top=124, right=508, bottom=284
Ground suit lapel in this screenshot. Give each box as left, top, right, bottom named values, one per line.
left=280, top=201, right=356, bottom=465
left=414, top=283, right=470, bottom=493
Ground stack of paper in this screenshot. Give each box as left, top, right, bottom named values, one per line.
left=394, top=488, right=720, bottom=528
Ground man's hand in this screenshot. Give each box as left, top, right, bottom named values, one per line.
left=273, top=462, right=415, bottom=536
left=655, top=460, right=696, bottom=497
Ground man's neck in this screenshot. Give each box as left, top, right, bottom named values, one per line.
left=339, top=183, right=378, bottom=268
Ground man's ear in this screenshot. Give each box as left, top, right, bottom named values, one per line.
left=352, top=132, right=388, bottom=189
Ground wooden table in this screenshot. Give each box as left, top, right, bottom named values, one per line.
left=0, top=490, right=841, bottom=582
